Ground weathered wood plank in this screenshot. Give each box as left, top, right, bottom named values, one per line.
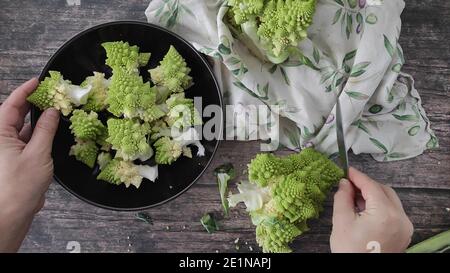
left=19, top=180, right=450, bottom=253
left=0, top=0, right=447, bottom=253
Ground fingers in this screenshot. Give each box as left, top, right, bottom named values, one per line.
left=25, top=108, right=60, bottom=157
left=332, top=179, right=357, bottom=225
left=0, top=78, right=38, bottom=132
left=19, top=123, right=32, bottom=143
left=348, top=167, right=389, bottom=208
left=380, top=184, right=404, bottom=211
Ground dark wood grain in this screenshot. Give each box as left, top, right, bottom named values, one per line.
left=0, top=0, right=449, bottom=253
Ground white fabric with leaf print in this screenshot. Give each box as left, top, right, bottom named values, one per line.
left=145, top=0, right=438, bottom=161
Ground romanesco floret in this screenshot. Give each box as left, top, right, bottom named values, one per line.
left=82, top=72, right=110, bottom=112
left=69, top=109, right=106, bottom=141
left=27, top=71, right=92, bottom=116
left=106, top=68, right=145, bottom=117
left=102, top=41, right=151, bottom=71
left=123, top=84, right=167, bottom=122
left=153, top=127, right=205, bottom=165
left=227, top=0, right=317, bottom=64
left=228, top=148, right=344, bottom=253
left=228, top=0, right=265, bottom=25
left=69, top=139, right=99, bottom=168
left=97, top=158, right=158, bottom=188
left=97, top=152, right=112, bottom=170
left=165, top=93, right=202, bottom=130
left=149, top=46, right=193, bottom=94
left=105, top=118, right=153, bottom=161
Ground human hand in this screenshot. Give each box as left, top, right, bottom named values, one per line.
left=0, top=78, right=60, bottom=252
left=330, top=167, right=414, bottom=253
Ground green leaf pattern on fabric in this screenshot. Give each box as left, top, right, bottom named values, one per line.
left=146, top=0, right=438, bottom=162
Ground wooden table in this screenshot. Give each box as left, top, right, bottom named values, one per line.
left=0, top=0, right=448, bottom=253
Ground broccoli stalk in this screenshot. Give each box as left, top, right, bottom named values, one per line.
left=214, top=163, right=236, bottom=216
left=228, top=148, right=344, bottom=253
left=27, top=71, right=92, bottom=116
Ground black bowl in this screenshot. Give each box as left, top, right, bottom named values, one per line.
left=31, top=21, right=222, bottom=211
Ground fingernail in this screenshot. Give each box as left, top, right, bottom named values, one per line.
left=45, top=108, right=60, bottom=120
left=339, top=179, right=349, bottom=187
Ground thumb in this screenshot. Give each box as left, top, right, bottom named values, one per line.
left=332, top=179, right=357, bottom=226
left=26, top=108, right=60, bottom=157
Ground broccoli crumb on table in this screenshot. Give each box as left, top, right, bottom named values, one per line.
left=0, top=0, right=448, bottom=253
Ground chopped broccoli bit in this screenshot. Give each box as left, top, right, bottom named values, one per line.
left=200, top=213, right=218, bottom=234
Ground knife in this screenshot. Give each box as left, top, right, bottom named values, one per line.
left=335, top=96, right=349, bottom=178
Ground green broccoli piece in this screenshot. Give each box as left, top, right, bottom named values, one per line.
left=82, top=72, right=110, bottom=112
left=165, top=93, right=202, bottom=130
left=97, top=158, right=158, bottom=188
left=228, top=148, right=344, bottom=253
left=69, top=109, right=106, bottom=141
left=105, top=118, right=153, bottom=161
left=102, top=41, right=151, bottom=71
left=69, top=139, right=99, bottom=168
left=227, top=0, right=317, bottom=64
left=106, top=68, right=146, bottom=117
left=123, top=84, right=167, bottom=123
left=149, top=45, right=193, bottom=94
left=153, top=127, right=205, bottom=165
left=27, top=71, right=92, bottom=116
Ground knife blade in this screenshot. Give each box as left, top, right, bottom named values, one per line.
left=335, top=96, right=349, bottom=178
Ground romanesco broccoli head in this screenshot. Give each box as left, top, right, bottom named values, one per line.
left=69, top=139, right=99, bottom=168
left=257, top=0, right=316, bottom=59
left=149, top=46, right=193, bottom=94
left=27, top=71, right=92, bottom=116
left=106, top=118, right=152, bottom=161
left=230, top=148, right=344, bottom=253
left=227, top=0, right=317, bottom=64
left=69, top=109, right=106, bottom=141
left=102, top=41, right=151, bottom=71
left=82, top=72, right=110, bottom=112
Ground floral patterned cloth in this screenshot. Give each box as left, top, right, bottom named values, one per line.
left=145, top=0, right=438, bottom=161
